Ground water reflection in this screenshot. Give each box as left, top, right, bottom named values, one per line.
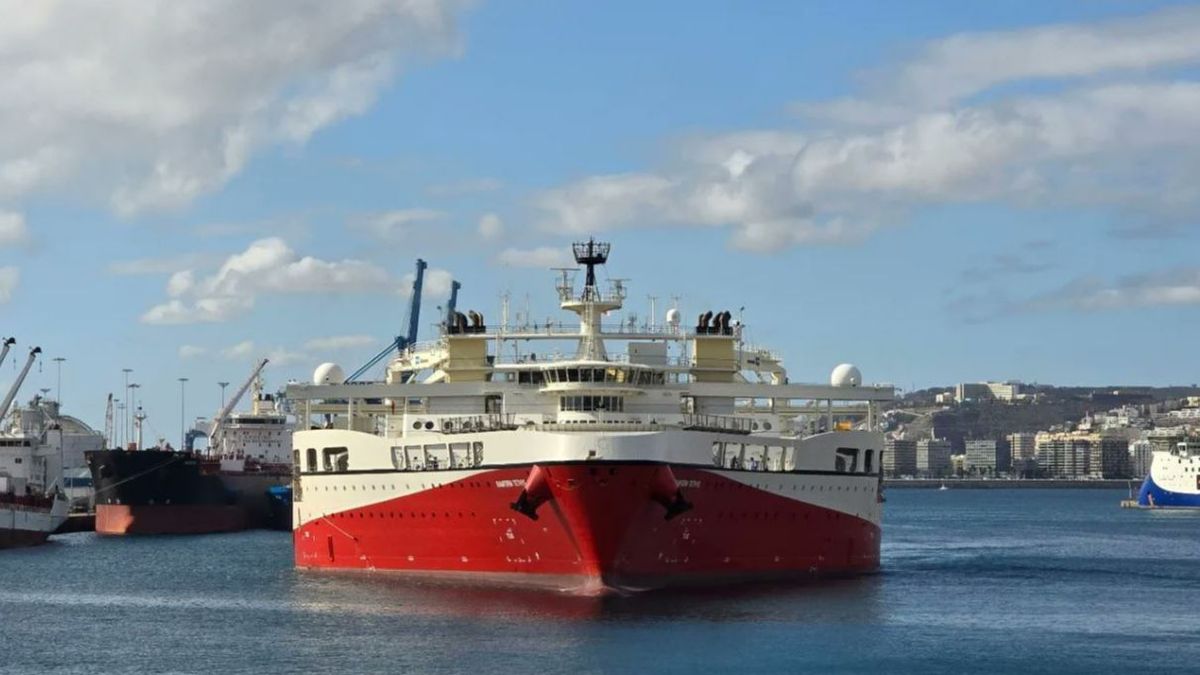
left=286, top=570, right=886, bottom=624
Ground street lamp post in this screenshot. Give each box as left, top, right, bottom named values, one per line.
left=52, top=357, right=66, bottom=405
left=179, top=377, right=189, bottom=451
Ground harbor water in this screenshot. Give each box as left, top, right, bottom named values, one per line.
left=2, top=489, right=1198, bottom=674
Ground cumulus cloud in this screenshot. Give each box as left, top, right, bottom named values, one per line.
left=304, top=335, right=377, bottom=351
left=359, top=208, right=445, bottom=241
left=0, top=212, right=29, bottom=247
left=178, top=345, right=207, bottom=359
left=140, top=237, right=395, bottom=324
left=0, top=267, right=17, bottom=303
left=221, top=341, right=256, bottom=360
left=0, top=1, right=471, bottom=215
left=1022, top=268, right=1200, bottom=313
left=799, top=5, right=1200, bottom=122
left=478, top=213, right=504, bottom=240
left=399, top=267, right=455, bottom=301
left=536, top=7, right=1200, bottom=253
left=495, top=246, right=572, bottom=268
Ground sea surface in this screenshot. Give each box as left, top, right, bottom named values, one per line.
left=2, top=489, right=1198, bottom=674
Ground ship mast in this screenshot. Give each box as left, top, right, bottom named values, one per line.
left=561, top=239, right=624, bottom=361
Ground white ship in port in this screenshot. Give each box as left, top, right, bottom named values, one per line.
left=1137, top=438, right=1200, bottom=508
left=286, top=241, right=894, bottom=592
left=1, top=341, right=69, bottom=548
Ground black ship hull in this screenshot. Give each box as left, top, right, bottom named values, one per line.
left=86, top=449, right=290, bottom=535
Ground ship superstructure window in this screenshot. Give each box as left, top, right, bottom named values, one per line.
left=450, top=443, right=471, bottom=468
left=306, top=448, right=317, bottom=471
left=391, top=447, right=406, bottom=470
left=322, top=447, right=349, bottom=472
left=424, top=444, right=449, bottom=470
left=559, top=396, right=624, bottom=412
left=864, top=450, right=874, bottom=474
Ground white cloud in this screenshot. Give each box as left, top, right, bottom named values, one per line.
left=0, top=1, right=471, bottom=215
left=304, top=335, right=377, bottom=351
left=0, top=212, right=29, bottom=247
left=178, top=345, right=207, bottom=359
left=360, top=208, right=445, bottom=241
left=221, top=340, right=256, bottom=360
left=495, top=246, right=572, bottom=268
left=1023, top=269, right=1200, bottom=313
left=398, top=267, right=455, bottom=302
left=478, top=213, right=504, bottom=240
left=536, top=8, right=1200, bottom=252
left=264, top=346, right=308, bottom=366
left=0, top=267, right=17, bottom=303
left=799, top=5, right=1200, bottom=122
left=141, top=237, right=395, bottom=324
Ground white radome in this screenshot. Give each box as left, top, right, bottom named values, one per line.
left=665, top=308, right=681, bottom=327
left=831, top=363, right=862, bottom=387
left=312, top=363, right=346, bottom=386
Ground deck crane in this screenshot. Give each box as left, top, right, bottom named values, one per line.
left=345, top=258, right=427, bottom=382
left=445, top=279, right=462, bottom=327
left=0, top=346, right=41, bottom=421
left=103, top=393, right=114, bottom=448
left=0, top=337, right=15, bottom=370
left=208, top=358, right=269, bottom=455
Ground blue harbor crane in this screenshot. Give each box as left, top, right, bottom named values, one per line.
left=345, top=259, right=429, bottom=383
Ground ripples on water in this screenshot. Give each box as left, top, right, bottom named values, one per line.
left=1, top=490, right=1197, bottom=674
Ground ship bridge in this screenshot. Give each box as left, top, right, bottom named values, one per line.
left=286, top=241, right=893, bottom=444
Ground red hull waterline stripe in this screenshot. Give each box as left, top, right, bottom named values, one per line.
left=294, top=464, right=881, bottom=592
left=95, top=504, right=247, bottom=535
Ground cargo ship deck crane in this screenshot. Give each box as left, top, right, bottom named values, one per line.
left=208, top=358, right=269, bottom=454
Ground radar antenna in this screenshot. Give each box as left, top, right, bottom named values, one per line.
left=572, top=239, right=610, bottom=291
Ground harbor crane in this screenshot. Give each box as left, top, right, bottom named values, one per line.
left=208, top=358, right=269, bottom=455
left=0, top=337, right=15, bottom=370
left=346, top=258, right=429, bottom=382
left=0, top=346, right=41, bottom=421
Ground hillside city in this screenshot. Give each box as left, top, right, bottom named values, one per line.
left=882, top=381, right=1200, bottom=480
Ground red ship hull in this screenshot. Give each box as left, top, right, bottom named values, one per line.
left=294, top=463, right=880, bottom=592
left=94, top=504, right=246, bottom=535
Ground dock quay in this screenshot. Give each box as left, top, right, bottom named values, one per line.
left=884, top=479, right=1134, bottom=489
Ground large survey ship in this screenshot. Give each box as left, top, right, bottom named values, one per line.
left=287, top=241, right=894, bottom=592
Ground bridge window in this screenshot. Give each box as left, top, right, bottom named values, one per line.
left=424, top=444, right=449, bottom=470
left=391, top=447, right=406, bottom=470
left=864, top=449, right=874, bottom=474
left=450, top=443, right=471, bottom=468
left=306, top=448, right=317, bottom=471
left=836, top=447, right=859, bottom=473
left=322, top=447, right=349, bottom=472
left=560, top=396, right=624, bottom=412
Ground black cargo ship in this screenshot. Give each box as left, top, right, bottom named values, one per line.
left=86, top=449, right=289, bottom=534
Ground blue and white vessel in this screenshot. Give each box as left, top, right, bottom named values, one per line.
left=1137, top=440, right=1200, bottom=508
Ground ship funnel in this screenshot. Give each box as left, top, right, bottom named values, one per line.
left=0, top=346, right=41, bottom=422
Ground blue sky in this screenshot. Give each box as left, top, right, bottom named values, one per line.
left=2, top=0, right=1199, bottom=437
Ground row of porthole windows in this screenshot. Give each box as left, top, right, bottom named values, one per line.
left=322, top=510, right=478, bottom=519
